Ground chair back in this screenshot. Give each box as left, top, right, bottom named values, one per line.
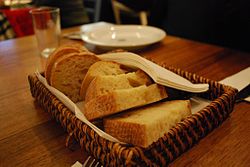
left=83, top=0, right=102, bottom=22
left=111, top=0, right=148, bottom=25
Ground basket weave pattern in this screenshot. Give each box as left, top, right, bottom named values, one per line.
left=28, top=67, right=237, bottom=166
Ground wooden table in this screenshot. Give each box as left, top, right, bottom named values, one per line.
left=0, top=26, right=249, bottom=167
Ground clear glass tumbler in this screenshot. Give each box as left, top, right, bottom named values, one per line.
left=30, top=7, right=61, bottom=70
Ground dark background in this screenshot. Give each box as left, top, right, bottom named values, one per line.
left=108, top=0, right=250, bottom=52
left=34, top=0, right=250, bottom=53
left=149, top=0, right=250, bottom=52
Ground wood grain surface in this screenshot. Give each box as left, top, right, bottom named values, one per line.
left=0, top=26, right=249, bottom=167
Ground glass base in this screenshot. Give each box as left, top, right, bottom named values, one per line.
left=41, top=48, right=56, bottom=58
left=39, top=47, right=56, bottom=71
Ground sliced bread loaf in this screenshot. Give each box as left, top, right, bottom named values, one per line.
left=84, top=84, right=167, bottom=120
left=80, top=61, right=130, bottom=99
left=104, top=100, right=191, bottom=148
left=50, top=52, right=100, bottom=102
left=45, top=44, right=88, bottom=84
left=85, top=70, right=153, bottom=102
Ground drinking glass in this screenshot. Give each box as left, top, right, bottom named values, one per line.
left=30, top=7, right=61, bottom=70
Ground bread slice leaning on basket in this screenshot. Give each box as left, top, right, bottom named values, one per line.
left=45, top=44, right=89, bottom=85
left=103, top=100, right=191, bottom=148
left=49, top=52, right=100, bottom=102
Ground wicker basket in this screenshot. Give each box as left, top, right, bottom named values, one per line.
left=28, top=66, right=237, bottom=166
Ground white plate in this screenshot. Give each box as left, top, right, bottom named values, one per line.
left=81, top=25, right=166, bottom=50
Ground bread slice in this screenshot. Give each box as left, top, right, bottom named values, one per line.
left=80, top=61, right=130, bottom=99
left=45, top=44, right=88, bottom=84
left=84, top=84, right=167, bottom=120
left=85, top=70, right=153, bottom=102
left=104, top=100, right=191, bottom=148
left=50, top=52, right=100, bottom=102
